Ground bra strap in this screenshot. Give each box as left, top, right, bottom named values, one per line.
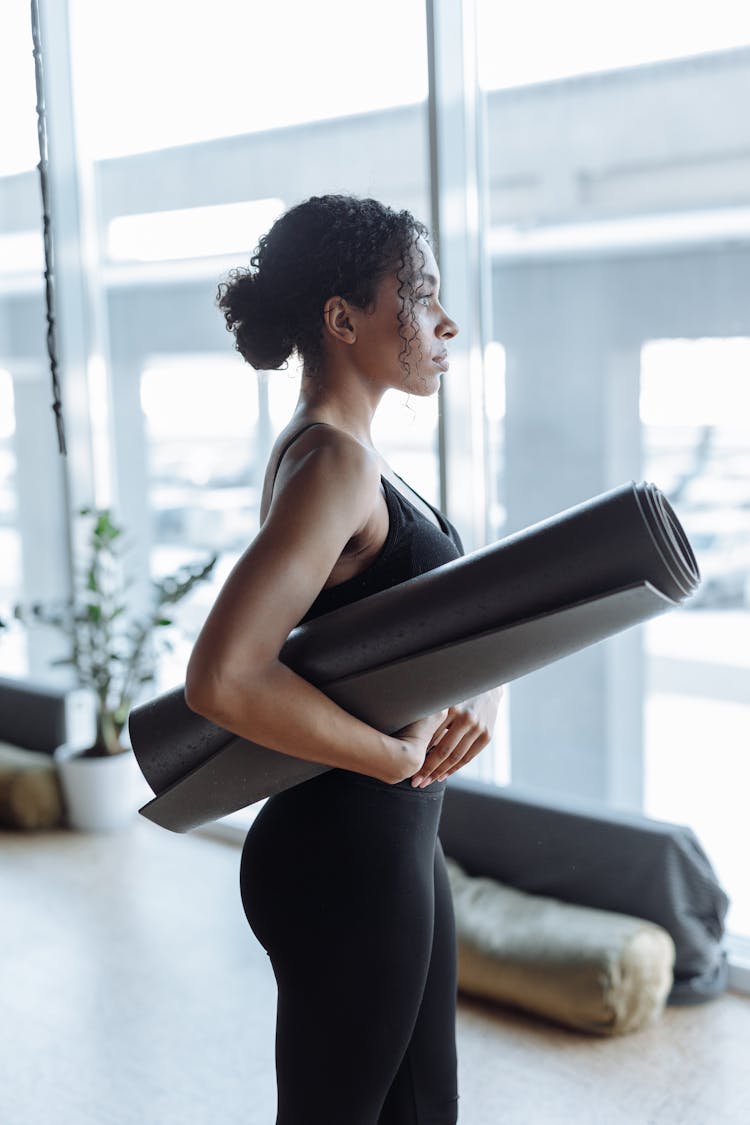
left=271, top=422, right=330, bottom=487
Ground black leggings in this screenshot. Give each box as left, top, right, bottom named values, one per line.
left=239, top=767, right=459, bottom=1125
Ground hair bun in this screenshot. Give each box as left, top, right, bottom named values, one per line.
left=217, top=194, right=428, bottom=375
left=217, top=269, right=293, bottom=370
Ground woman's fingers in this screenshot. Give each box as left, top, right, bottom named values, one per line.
left=411, top=690, right=502, bottom=786
left=412, top=708, right=489, bottom=787
left=427, top=711, right=471, bottom=757
left=434, top=731, right=490, bottom=781
left=434, top=738, right=488, bottom=783
left=422, top=714, right=469, bottom=765
left=431, top=727, right=486, bottom=780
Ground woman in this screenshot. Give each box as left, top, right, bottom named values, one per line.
left=185, top=194, right=500, bottom=1124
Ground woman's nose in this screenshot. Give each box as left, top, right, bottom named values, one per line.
left=439, top=310, right=459, bottom=339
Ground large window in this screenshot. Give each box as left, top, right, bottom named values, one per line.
left=3, top=0, right=748, bottom=940
left=477, top=0, right=750, bottom=939
left=40, top=0, right=433, bottom=700
left=0, top=0, right=438, bottom=709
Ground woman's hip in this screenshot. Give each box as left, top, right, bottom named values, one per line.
left=239, top=766, right=447, bottom=950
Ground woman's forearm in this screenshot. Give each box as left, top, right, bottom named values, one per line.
left=185, top=659, right=409, bottom=784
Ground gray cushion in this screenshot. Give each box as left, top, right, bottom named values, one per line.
left=439, top=777, right=729, bottom=1004
left=0, top=677, right=70, bottom=754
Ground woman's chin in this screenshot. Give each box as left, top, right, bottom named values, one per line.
left=404, top=371, right=441, bottom=397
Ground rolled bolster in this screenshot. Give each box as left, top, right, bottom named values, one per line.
left=0, top=746, right=64, bottom=830
left=445, top=857, right=676, bottom=1036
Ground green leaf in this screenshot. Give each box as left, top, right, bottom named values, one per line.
left=10, top=508, right=216, bottom=705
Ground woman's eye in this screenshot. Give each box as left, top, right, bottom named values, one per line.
left=417, top=292, right=434, bottom=305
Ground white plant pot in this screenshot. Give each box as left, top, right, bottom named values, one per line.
left=55, top=743, right=139, bottom=832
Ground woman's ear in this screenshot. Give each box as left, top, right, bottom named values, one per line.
left=322, top=296, right=357, bottom=345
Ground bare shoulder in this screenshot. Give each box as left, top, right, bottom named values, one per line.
left=190, top=422, right=383, bottom=676
left=263, top=421, right=380, bottom=523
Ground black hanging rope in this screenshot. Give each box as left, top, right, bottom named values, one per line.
left=30, top=0, right=67, bottom=456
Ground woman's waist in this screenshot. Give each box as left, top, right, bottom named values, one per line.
left=331, top=767, right=447, bottom=798
left=274, top=765, right=447, bottom=802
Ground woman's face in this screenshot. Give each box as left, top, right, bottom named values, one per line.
left=356, top=237, right=459, bottom=396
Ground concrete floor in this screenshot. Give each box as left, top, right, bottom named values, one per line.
left=1, top=820, right=748, bottom=1125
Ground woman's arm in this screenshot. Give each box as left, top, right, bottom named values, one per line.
left=185, top=429, right=438, bottom=784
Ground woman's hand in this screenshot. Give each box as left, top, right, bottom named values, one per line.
left=409, top=686, right=503, bottom=787
left=391, top=709, right=450, bottom=784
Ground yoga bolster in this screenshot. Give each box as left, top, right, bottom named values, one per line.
left=445, top=857, right=676, bottom=1036
left=130, top=480, right=700, bottom=831
left=0, top=742, right=64, bottom=830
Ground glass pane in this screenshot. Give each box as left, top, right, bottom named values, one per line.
left=477, top=0, right=750, bottom=935
left=0, top=5, right=39, bottom=175
left=373, top=391, right=440, bottom=504
left=141, top=354, right=259, bottom=691
left=0, top=369, right=27, bottom=676
left=0, top=2, right=61, bottom=682
left=61, top=2, right=434, bottom=811
left=478, top=1, right=750, bottom=92
left=642, top=338, right=750, bottom=937
left=482, top=342, right=507, bottom=540
left=71, top=0, right=428, bottom=158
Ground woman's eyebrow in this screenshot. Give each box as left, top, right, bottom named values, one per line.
left=419, top=273, right=440, bottom=288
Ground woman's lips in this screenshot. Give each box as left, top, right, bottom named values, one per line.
left=433, top=353, right=450, bottom=372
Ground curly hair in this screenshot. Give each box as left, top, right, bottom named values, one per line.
left=216, top=194, right=429, bottom=376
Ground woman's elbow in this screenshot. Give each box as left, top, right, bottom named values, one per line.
left=184, top=651, right=268, bottom=727
left=184, top=650, right=226, bottom=721
left=184, top=662, right=211, bottom=719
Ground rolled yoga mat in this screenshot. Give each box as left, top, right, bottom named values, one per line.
left=130, top=480, right=700, bottom=832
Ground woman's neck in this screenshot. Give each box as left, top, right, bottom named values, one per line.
left=296, top=366, right=384, bottom=449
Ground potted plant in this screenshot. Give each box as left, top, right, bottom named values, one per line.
left=1, top=507, right=216, bottom=830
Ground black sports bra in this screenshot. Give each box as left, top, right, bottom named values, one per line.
left=269, top=423, right=464, bottom=624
